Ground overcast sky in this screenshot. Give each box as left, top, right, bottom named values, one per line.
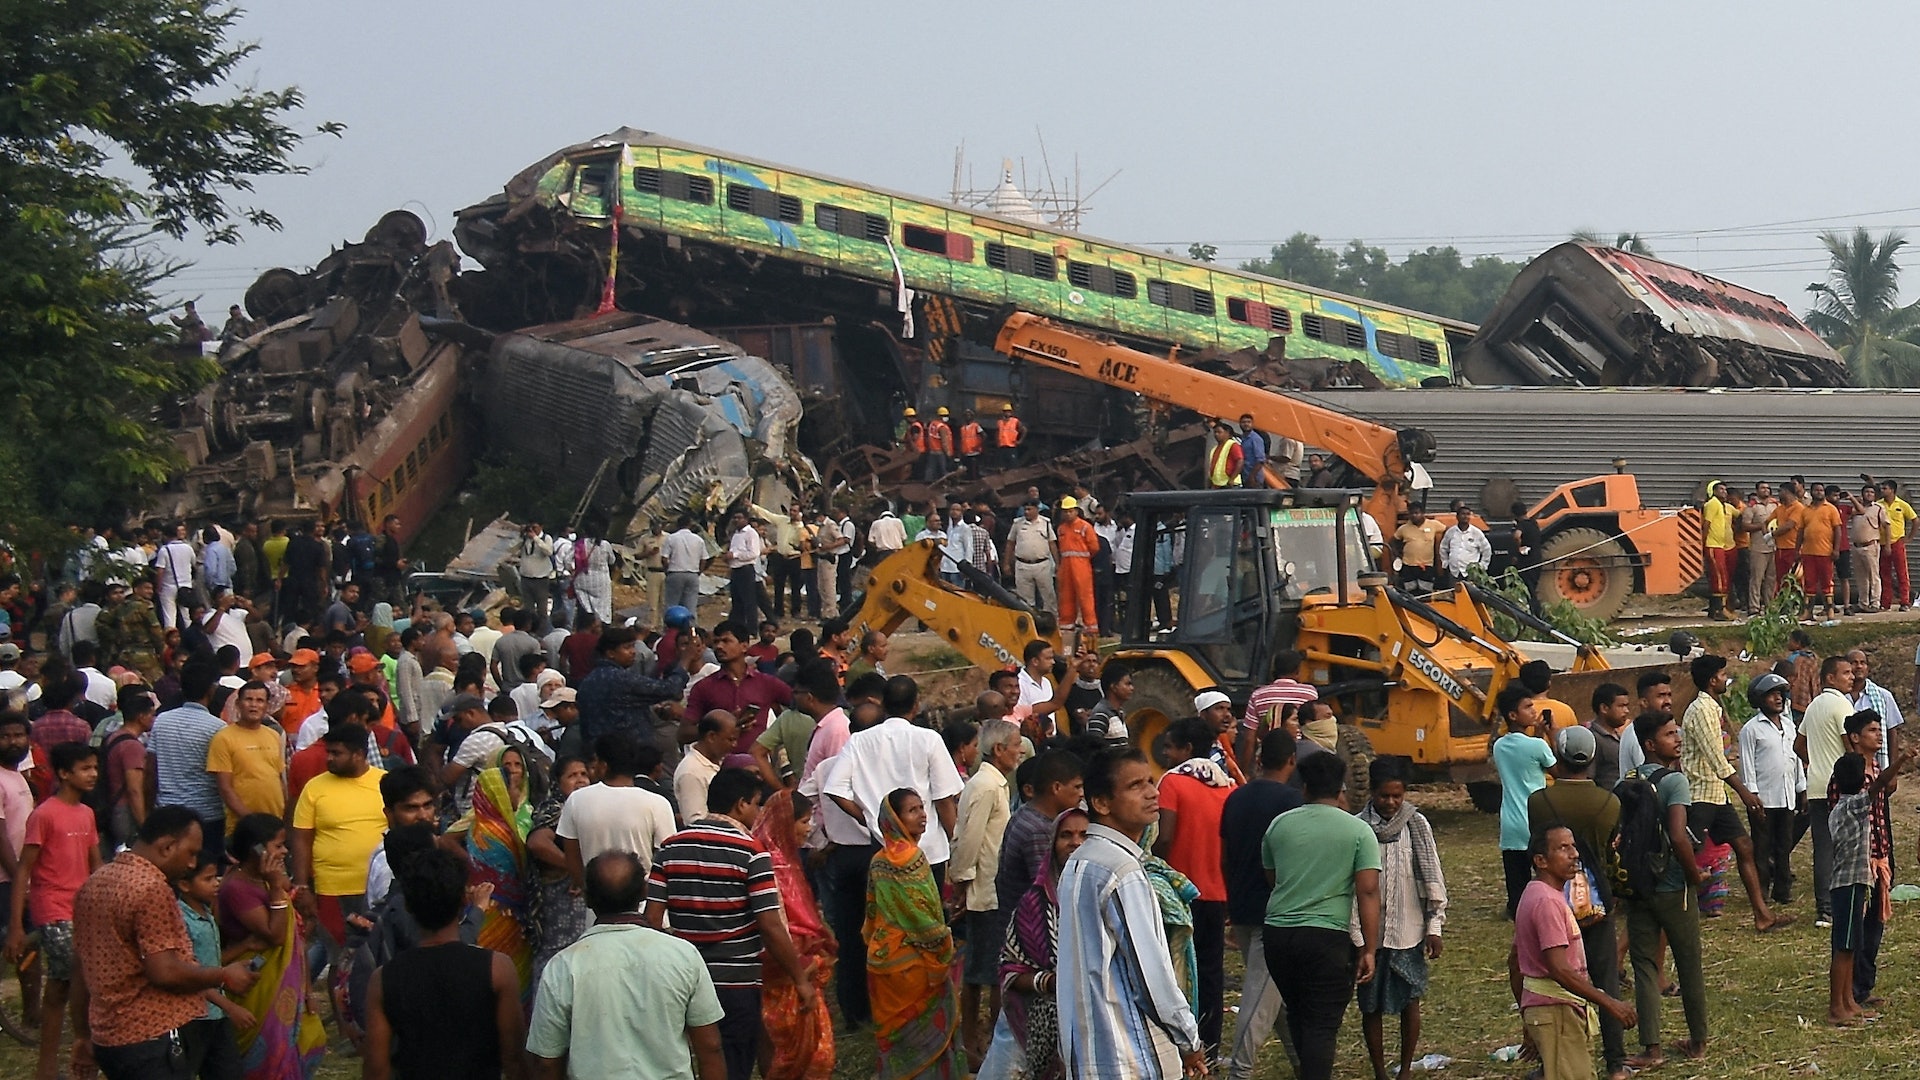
left=159, top=0, right=1920, bottom=318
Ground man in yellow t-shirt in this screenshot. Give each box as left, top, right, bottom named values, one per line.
left=290, top=724, right=387, bottom=948
left=1880, top=479, right=1917, bottom=609
left=1702, top=480, right=1737, bottom=619
left=206, top=681, right=286, bottom=830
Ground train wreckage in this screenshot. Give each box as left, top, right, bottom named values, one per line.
left=156, top=128, right=1867, bottom=545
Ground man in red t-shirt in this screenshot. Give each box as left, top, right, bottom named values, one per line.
left=1154, top=717, right=1237, bottom=1060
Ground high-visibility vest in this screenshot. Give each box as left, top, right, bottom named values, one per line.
left=906, top=421, right=926, bottom=453
left=928, top=420, right=954, bottom=455
left=959, top=422, right=984, bottom=456
left=1208, top=440, right=1242, bottom=487
left=997, top=416, right=1023, bottom=447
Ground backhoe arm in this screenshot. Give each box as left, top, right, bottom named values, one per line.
left=847, top=541, right=1062, bottom=672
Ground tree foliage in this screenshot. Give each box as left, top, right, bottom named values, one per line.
left=1238, top=233, right=1525, bottom=323
left=0, top=0, right=334, bottom=549
left=1803, top=227, right=1920, bottom=387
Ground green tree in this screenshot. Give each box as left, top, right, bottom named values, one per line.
left=0, top=0, right=335, bottom=548
left=1187, top=242, right=1218, bottom=263
left=1803, top=227, right=1920, bottom=387
left=1240, top=233, right=1524, bottom=323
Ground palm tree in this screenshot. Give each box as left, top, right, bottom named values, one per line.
left=1804, top=227, right=1920, bottom=387
left=1571, top=230, right=1656, bottom=257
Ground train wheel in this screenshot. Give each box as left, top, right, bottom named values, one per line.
left=366, top=209, right=429, bottom=250
left=1123, top=664, right=1195, bottom=773
left=245, top=268, right=306, bottom=323
left=1536, top=526, right=1632, bottom=622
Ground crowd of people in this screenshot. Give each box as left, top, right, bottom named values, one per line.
left=0, top=485, right=1914, bottom=1080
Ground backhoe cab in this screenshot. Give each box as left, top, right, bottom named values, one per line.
left=1113, top=488, right=1615, bottom=782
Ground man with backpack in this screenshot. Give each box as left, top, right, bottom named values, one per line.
left=1527, top=726, right=1629, bottom=1080
left=1618, top=712, right=1708, bottom=1069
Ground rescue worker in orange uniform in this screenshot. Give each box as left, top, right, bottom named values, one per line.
left=926, top=406, right=955, bottom=481
left=1055, top=495, right=1101, bottom=635
left=902, top=406, right=927, bottom=467
left=1205, top=420, right=1244, bottom=488
left=996, top=402, right=1024, bottom=469
left=958, top=408, right=986, bottom=479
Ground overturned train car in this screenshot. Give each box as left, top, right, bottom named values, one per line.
left=472, top=312, right=810, bottom=541
left=1458, top=242, right=1849, bottom=388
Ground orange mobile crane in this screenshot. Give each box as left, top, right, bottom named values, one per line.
left=989, top=310, right=1701, bottom=620
left=991, top=310, right=1433, bottom=539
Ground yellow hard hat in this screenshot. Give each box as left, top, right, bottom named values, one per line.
left=903, top=407, right=917, bottom=417
left=1058, top=496, right=1079, bottom=510
left=937, top=407, right=950, bottom=416
left=1001, top=403, right=1014, bottom=411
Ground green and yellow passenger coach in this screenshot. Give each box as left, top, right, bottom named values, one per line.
left=515, top=130, right=1465, bottom=387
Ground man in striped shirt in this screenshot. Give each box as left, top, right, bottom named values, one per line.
left=1236, top=650, right=1319, bottom=774
left=646, top=767, right=816, bottom=1080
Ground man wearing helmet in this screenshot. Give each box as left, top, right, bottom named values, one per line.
left=1737, top=672, right=1804, bottom=906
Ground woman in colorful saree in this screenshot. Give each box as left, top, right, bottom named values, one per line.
left=525, top=754, right=592, bottom=990
left=216, top=812, right=326, bottom=1080
left=865, top=788, right=964, bottom=1080
left=999, top=807, right=1090, bottom=1080
left=1140, top=821, right=1201, bottom=1013
left=465, top=743, right=542, bottom=1000
left=751, top=790, right=837, bottom=1080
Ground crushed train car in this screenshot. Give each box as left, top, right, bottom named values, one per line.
left=472, top=312, right=810, bottom=539
left=1458, top=243, right=1849, bottom=387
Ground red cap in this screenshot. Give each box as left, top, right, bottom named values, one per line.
left=347, top=653, right=380, bottom=675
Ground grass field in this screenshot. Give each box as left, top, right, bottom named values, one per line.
left=2, top=622, right=1917, bottom=1078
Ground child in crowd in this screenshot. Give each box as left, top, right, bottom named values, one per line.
left=1828, top=745, right=1913, bottom=1027
left=1355, top=761, right=1447, bottom=1080
left=8, top=742, right=102, bottom=1080
left=177, top=848, right=250, bottom=1077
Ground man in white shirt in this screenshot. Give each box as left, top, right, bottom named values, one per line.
left=948, top=718, right=1020, bottom=1058
left=516, top=522, right=558, bottom=634
left=822, top=677, right=964, bottom=867
left=820, top=685, right=962, bottom=1028
left=1015, top=640, right=1068, bottom=738
left=867, top=509, right=907, bottom=555
left=672, top=711, right=735, bottom=821
left=1800, top=654, right=1856, bottom=926
left=152, top=523, right=198, bottom=629
left=800, top=700, right=885, bottom=1024
left=661, top=516, right=709, bottom=616
left=1003, top=502, right=1059, bottom=614
left=938, top=503, right=972, bottom=586
left=725, top=511, right=762, bottom=630
left=1437, top=507, right=1492, bottom=583
left=1737, top=673, right=1802, bottom=907
left=557, top=730, right=677, bottom=882
left=68, top=641, right=118, bottom=712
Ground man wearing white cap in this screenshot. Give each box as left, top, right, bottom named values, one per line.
left=1195, top=689, right=1248, bottom=784
left=540, top=686, right=582, bottom=760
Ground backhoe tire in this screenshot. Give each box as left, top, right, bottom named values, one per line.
left=1466, top=781, right=1503, bottom=814
left=1536, top=526, right=1633, bottom=622
left=1124, top=664, right=1197, bottom=772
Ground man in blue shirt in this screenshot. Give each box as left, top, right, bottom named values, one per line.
left=1238, top=414, right=1269, bottom=488
left=1491, top=684, right=1556, bottom=919
left=200, top=526, right=236, bottom=599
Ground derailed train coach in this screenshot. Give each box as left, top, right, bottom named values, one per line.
left=1457, top=242, right=1849, bottom=388
left=470, top=312, right=811, bottom=541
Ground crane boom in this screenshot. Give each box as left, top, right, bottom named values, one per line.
left=991, top=311, right=1435, bottom=533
